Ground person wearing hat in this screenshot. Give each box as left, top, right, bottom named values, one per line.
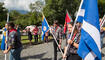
left=51, top=20, right=62, bottom=60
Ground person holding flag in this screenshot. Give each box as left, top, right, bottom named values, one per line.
left=63, top=22, right=82, bottom=60
left=63, top=10, right=82, bottom=60
left=62, top=0, right=85, bottom=59
left=41, top=13, right=64, bottom=60
left=3, top=22, right=22, bottom=60
left=51, top=20, right=62, bottom=60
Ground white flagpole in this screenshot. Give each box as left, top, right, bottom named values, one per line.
left=5, top=12, right=9, bottom=60
left=50, top=28, right=64, bottom=55
left=64, top=0, right=84, bottom=59
left=100, top=15, right=105, bottom=28
left=42, top=12, right=64, bottom=54
left=42, top=12, right=64, bottom=59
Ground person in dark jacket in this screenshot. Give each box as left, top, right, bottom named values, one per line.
left=63, top=23, right=82, bottom=60
left=27, top=28, right=32, bottom=45
left=3, top=22, right=22, bottom=60
left=51, top=20, right=62, bottom=60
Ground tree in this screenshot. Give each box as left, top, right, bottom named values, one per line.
left=0, top=2, right=8, bottom=28
left=43, top=0, right=80, bottom=24
left=29, top=0, right=45, bottom=26
left=98, top=0, right=105, bottom=18
left=30, top=0, right=45, bottom=12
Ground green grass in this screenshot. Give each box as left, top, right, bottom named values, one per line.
left=0, top=35, right=43, bottom=45
left=20, top=35, right=43, bottom=44
left=0, top=35, right=53, bottom=46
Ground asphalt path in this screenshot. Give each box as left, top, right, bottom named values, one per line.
left=0, top=38, right=105, bottom=60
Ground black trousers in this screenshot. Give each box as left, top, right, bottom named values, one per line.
left=66, top=54, right=82, bottom=60
left=45, top=36, right=48, bottom=42
left=53, top=40, right=59, bottom=60
left=34, top=35, right=38, bottom=43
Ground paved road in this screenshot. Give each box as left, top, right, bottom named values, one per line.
left=0, top=40, right=65, bottom=60
left=0, top=39, right=105, bottom=60
left=102, top=38, right=105, bottom=60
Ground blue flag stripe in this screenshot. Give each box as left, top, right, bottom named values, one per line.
left=42, top=16, right=49, bottom=40
left=1, top=29, right=6, bottom=50
left=77, top=0, right=101, bottom=60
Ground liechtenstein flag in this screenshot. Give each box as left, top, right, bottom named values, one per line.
left=64, top=10, right=73, bottom=33
left=42, top=14, right=49, bottom=40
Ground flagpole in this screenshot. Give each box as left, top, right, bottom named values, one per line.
left=5, top=12, right=9, bottom=60
left=100, top=15, right=105, bottom=28
left=64, top=0, right=84, bottom=59
left=50, top=28, right=64, bottom=55
left=41, top=12, right=65, bottom=59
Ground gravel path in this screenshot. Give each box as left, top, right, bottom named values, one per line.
left=0, top=39, right=105, bottom=60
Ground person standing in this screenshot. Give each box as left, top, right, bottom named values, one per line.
left=51, top=20, right=62, bottom=60
left=63, top=23, right=82, bottom=60
left=33, top=25, right=39, bottom=44
left=63, top=23, right=73, bottom=55
left=15, top=24, right=21, bottom=42
left=27, top=28, right=32, bottom=45
left=45, top=30, right=49, bottom=43
left=3, top=22, right=22, bottom=60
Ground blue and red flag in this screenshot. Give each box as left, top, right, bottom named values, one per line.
left=64, top=10, right=73, bottom=33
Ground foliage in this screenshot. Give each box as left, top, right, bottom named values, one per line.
left=43, top=0, right=80, bottom=24
left=98, top=0, right=105, bottom=18
left=30, top=0, right=45, bottom=12
left=11, top=11, right=42, bottom=29
left=0, top=0, right=105, bottom=29
left=0, top=3, right=8, bottom=29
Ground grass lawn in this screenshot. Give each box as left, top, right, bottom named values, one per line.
left=21, top=35, right=42, bottom=45
left=0, top=35, right=43, bottom=46
left=0, top=35, right=53, bottom=46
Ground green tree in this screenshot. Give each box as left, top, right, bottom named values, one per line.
left=98, top=0, right=105, bottom=18
left=29, top=0, right=45, bottom=26
left=43, top=0, right=80, bottom=24
left=0, top=2, right=8, bottom=28
left=30, top=1, right=45, bottom=12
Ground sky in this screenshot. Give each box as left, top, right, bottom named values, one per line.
left=0, top=0, right=44, bottom=12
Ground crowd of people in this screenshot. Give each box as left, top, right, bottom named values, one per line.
left=25, top=24, right=65, bottom=45
left=1, top=17, right=105, bottom=60
left=26, top=25, right=50, bottom=44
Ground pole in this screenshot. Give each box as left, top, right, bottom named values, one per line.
left=50, top=28, right=64, bottom=55
left=5, top=12, right=9, bottom=60
left=100, top=15, right=105, bottom=26
left=64, top=0, right=84, bottom=59
left=100, top=15, right=105, bottom=28
left=42, top=12, right=65, bottom=60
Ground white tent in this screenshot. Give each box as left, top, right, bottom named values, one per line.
left=25, top=25, right=35, bottom=32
